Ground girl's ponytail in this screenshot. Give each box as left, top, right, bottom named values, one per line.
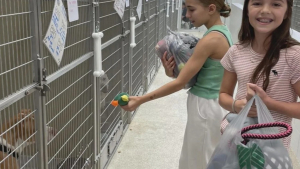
left=198, top=0, right=231, bottom=17
left=220, top=4, right=231, bottom=18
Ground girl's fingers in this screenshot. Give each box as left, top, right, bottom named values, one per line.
left=121, top=105, right=129, bottom=111
left=170, top=60, right=175, bottom=66
left=162, top=54, right=167, bottom=62
left=246, top=83, right=256, bottom=101
left=163, top=51, right=168, bottom=57
left=162, top=52, right=169, bottom=62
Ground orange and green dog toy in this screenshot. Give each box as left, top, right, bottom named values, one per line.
left=111, top=92, right=129, bottom=107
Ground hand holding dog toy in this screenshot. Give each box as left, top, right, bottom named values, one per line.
left=111, top=92, right=129, bottom=107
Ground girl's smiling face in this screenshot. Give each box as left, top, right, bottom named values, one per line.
left=248, top=0, right=288, bottom=36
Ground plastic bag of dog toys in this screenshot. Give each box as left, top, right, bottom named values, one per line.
left=155, top=28, right=200, bottom=89
left=207, top=95, right=293, bottom=169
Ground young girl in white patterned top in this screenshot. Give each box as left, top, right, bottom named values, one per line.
left=219, top=0, right=300, bottom=149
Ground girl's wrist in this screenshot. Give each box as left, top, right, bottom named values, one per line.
left=234, top=99, right=246, bottom=113
left=264, top=97, right=275, bottom=110
left=139, top=96, right=146, bottom=104
left=234, top=99, right=242, bottom=113
left=232, top=99, right=238, bottom=113
left=140, top=94, right=153, bottom=104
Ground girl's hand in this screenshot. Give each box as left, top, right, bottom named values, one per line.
left=235, top=99, right=257, bottom=117
left=246, top=83, right=257, bottom=117
left=246, top=83, right=256, bottom=101
left=161, top=52, right=175, bottom=78
left=121, top=96, right=142, bottom=112
left=247, top=83, right=272, bottom=104
left=236, top=83, right=271, bottom=117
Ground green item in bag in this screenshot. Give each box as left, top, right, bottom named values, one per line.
left=237, top=143, right=265, bottom=169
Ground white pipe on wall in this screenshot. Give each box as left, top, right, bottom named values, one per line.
left=92, top=32, right=105, bottom=77
left=172, top=0, right=174, bottom=13
left=166, top=0, right=170, bottom=17
left=130, top=17, right=136, bottom=48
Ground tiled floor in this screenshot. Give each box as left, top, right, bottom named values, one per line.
left=107, top=31, right=300, bottom=169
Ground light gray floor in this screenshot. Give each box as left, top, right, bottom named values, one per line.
left=107, top=67, right=187, bottom=169
left=107, top=31, right=300, bottom=169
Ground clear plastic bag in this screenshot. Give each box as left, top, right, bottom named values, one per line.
left=155, top=28, right=199, bottom=89
left=207, top=95, right=293, bottom=169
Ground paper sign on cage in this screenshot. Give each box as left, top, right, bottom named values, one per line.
left=114, top=0, right=126, bottom=19
left=136, top=0, right=142, bottom=20
left=67, top=0, right=79, bottom=22
left=43, top=0, right=68, bottom=66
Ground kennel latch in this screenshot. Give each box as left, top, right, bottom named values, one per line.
left=33, top=84, right=51, bottom=96
left=92, top=2, right=99, bottom=7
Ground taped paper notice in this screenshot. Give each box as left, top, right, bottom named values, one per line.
left=67, top=0, right=79, bottom=22
left=114, top=0, right=126, bottom=19
left=136, top=0, right=142, bottom=20
left=43, top=0, right=68, bottom=66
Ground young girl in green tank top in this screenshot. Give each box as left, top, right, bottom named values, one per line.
left=121, top=0, right=233, bottom=168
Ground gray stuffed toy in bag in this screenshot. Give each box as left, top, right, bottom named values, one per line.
left=155, top=28, right=200, bottom=89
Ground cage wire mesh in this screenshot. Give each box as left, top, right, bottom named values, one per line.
left=0, top=0, right=34, bottom=100
left=37, top=0, right=94, bottom=168
left=122, top=34, right=130, bottom=127
left=96, top=0, right=124, bottom=152
left=148, top=16, right=156, bottom=75
left=132, top=26, right=144, bottom=95
left=45, top=59, right=93, bottom=169
left=159, top=0, right=165, bottom=40
left=98, top=0, right=122, bottom=43
left=142, top=0, right=148, bottom=89
left=0, top=94, right=42, bottom=168
left=40, top=0, right=93, bottom=75
left=99, top=39, right=123, bottom=149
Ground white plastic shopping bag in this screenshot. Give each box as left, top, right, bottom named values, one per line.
left=207, top=95, right=293, bottom=169
left=155, top=27, right=199, bottom=89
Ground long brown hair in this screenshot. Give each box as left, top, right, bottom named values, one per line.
left=238, top=0, right=299, bottom=91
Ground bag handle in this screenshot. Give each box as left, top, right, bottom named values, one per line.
left=241, top=122, right=292, bottom=145
left=227, top=95, right=280, bottom=145
left=229, top=95, right=273, bottom=130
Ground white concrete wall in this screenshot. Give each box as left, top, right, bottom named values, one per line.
left=227, top=1, right=300, bottom=162
left=228, top=3, right=243, bottom=43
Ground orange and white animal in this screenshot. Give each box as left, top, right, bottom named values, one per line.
left=0, top=109, right=56, bottom=169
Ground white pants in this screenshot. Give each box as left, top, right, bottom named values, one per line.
left=179, top=92, right=226, bottom=169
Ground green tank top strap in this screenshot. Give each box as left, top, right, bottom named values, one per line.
left=203, top=25, right=233, bottom=46
left=188, top=25, right=233, bottom=99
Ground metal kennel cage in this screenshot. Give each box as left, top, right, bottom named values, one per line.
left=0, top=0, right=178, bottom=168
